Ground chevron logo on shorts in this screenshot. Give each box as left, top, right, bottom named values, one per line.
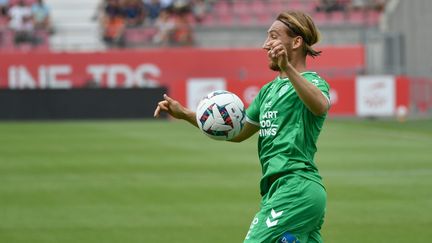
left=266, top=209, right=283, bottom=228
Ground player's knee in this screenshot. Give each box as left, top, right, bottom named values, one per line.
left=279, top=232, right=300, bottom=243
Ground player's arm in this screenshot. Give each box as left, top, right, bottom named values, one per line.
left=283, top=65, right=329, bottom=116
left=229, top=121, right=259, bottom=143
left=268, top=40, right=329, bottom=116
left=154, top=94, right=198, bottom=128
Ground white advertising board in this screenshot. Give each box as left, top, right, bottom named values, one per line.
left=356, top=75, right=395, bottom=117
left=187, top=78, right=226, bottom=111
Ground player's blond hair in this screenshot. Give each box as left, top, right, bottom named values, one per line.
left=276, top=11, right=322, bottom=57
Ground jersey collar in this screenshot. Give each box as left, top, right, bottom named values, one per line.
left=277, top=71, right=317, bottom=81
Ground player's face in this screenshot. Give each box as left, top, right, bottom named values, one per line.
left=263, top=21, right=292, bottom=71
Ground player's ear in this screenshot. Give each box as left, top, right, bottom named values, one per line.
left=291, top=36, right=303, bottom=50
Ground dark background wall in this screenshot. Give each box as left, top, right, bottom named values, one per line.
left=0, top=88, right=167, bottom=120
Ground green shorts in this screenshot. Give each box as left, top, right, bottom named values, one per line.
left=244, top=174, right=326, bottom=243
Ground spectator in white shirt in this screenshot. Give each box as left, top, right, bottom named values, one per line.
left=8, top=0, right=36, bottom=46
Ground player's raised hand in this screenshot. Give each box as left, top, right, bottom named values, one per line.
left=267, top=39, right=289, bottom=72
left=154, top=94, right=198, bottom=127
left=153, top=94, right=187, bottom=120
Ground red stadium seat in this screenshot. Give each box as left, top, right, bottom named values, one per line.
left=327, top=11, right=346, bottom=25
left=367, top=10, right=381, bottom=26
left=200, top=14, right=218, bottom=27
left=270, top=1, right=284, bottom=15
left=250, top=0, right=266, bottom=15
left=256, top=12, right=274, bottom=26
left=9, top=0, right=36, bottom=6
left=237, top=12, right=255, bottom=26
left=349, top=10, right=367, bottom=25
left=312, top=11, right=328, bottom=25
left=125, top=27, right=157, bottom=46
left=213, top=1, right=231, bottom=15
left=216, top=11, right=235, bottom=26
left=232, top=1, right=249, bottom=15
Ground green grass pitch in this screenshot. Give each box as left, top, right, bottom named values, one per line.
left=0, top=119, right=431, bottom=243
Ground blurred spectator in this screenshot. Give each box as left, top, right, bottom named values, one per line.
left=372, top=0, right=387, bottom=11
left=92, top=0, right=106, bottom=22
left=171, top=11, right=193, bottom=46
left=105, top=0, right=124, bottom=19
left=315, top=0, right=346, bottom=13
left=0, top=0, right=8, bottom=18
left=349, top=0, right=387, bottom=11
left=123, top=0, right=145, bottom=27
left=191, top=0, right=209, bottom=24
left=103, top=0, right=126, bottom=47
left=8, top=0, right=37, bottom=46
left=159, top=0, right=174, bottom=9
left=152, top=7, right=193, bottom=47
left=152, top=9, right=175, bottom=45
left=350, top=0, right=368, bottom=10
left=144, top=0, right=162, bottom=23
left=31, top=0, right=51, bottom=32
left=167, top=0, right=193, bottom=46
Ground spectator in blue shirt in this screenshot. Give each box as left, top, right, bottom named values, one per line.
left=123, top=0, right=145, bottom=27
left=145, top=0, right=162, bottom=23
left=31, top=0, right=51, bottom=32
left=0, top=0, right=8, bottom=18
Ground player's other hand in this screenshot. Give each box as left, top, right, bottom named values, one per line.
left=154, top=94, right=188, bottom=120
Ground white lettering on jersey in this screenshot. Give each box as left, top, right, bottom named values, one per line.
left=259, top=111, right=279, bottom=137
left=245, top=217, right=259, bottom=240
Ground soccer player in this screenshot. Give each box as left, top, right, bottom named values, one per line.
left=154, top=10, right=330, bottom=243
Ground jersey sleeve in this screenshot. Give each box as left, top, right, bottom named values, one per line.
left=307, top=73, right=331, bottom=107
left=245, top=89, right=262, bottom=127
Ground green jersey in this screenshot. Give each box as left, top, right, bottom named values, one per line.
left=246, top=72, right=330, bottom=195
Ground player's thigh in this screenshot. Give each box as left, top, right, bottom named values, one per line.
left=274, top=177, right=326, bottom=233
left=278, top=180, right=326, bottom=243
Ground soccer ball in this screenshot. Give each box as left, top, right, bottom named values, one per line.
left=196, top=90, right=245, bottom=141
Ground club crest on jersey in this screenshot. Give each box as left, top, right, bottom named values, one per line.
left=264, top=101, right=272, bottom=108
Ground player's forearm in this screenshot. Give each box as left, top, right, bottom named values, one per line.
left=283, top=65, right=328, bottom=116
left=229, top=122, right=259, bottom=143
left=182, top=108, right=199, bottom=128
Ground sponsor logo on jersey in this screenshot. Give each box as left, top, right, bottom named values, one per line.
left=259, top=111, right=278, bottom=137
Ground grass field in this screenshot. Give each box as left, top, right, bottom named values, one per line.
left=0, top=119, right=431, bottom=243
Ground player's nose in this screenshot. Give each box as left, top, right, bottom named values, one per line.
left=262, top=38, right=271, bottom=50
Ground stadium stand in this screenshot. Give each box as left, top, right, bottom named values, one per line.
left=107, top=0, right=387, bottom=49
left=49, top=0, right=103, bottom=51
left=0, top=0, right=388, bottom=51
left=0, top=0, right=50, bottom=52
